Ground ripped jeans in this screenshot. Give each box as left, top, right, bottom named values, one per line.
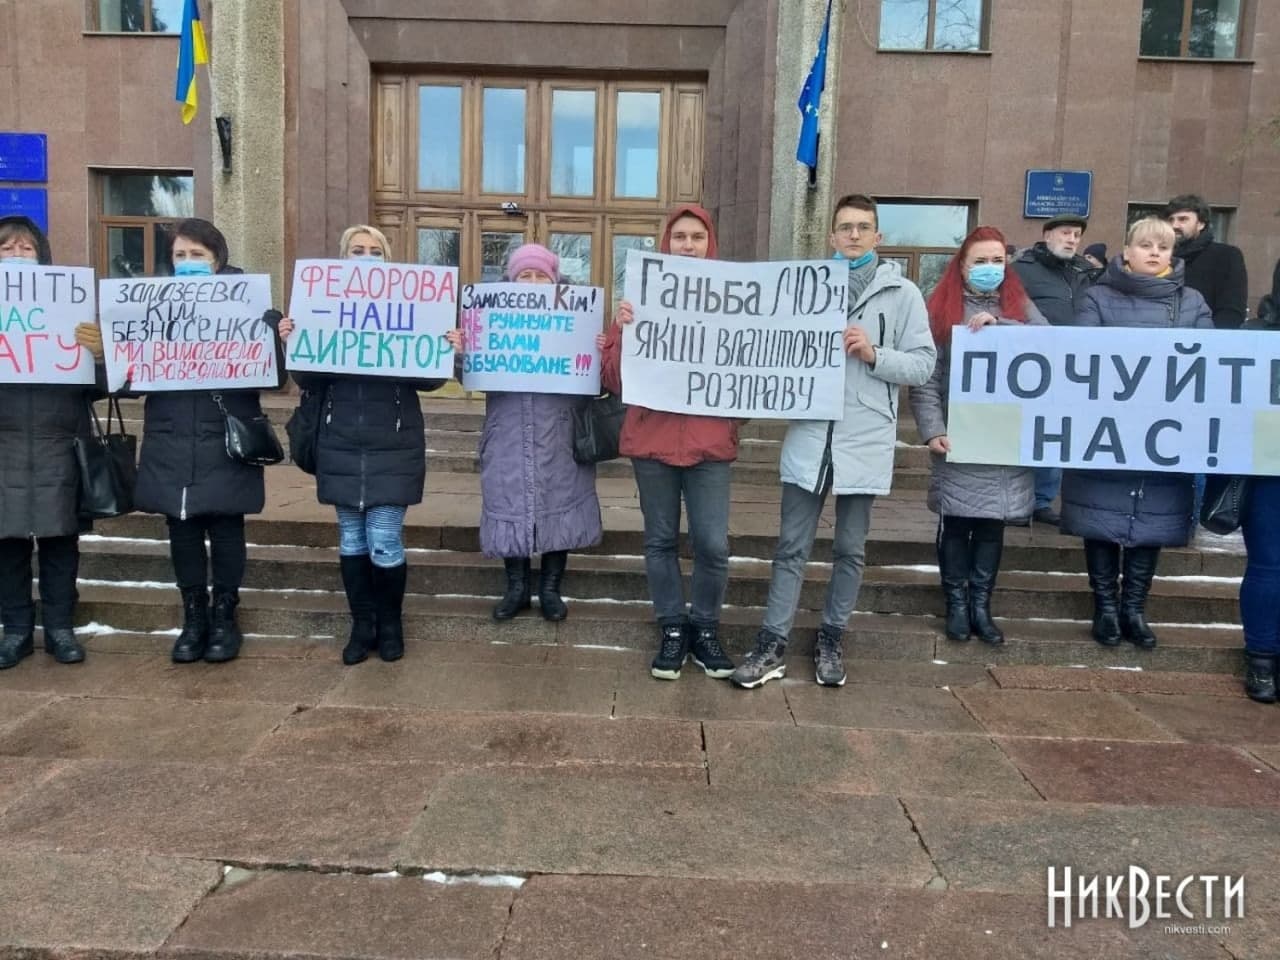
left=336, top=505, right=408, bottom=568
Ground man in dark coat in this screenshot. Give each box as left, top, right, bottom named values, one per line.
left=1166, top=194, right=1248, bottom=330
left=1010, top=214, right=1101, bottom=524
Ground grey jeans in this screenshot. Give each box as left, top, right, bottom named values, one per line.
left=632, top=458, right=731, bottom=628
left=762, top=482, right=874, bottom=639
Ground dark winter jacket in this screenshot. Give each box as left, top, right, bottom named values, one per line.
left=1175, top=228, right=1248, bottom=330
left=0, top=215, right=102, bottom=539
left=478, top=392, right=602, bottom=558
left=292, top=372, right=446, bottom=510
left=1011, top=243, right=1100, bottom=327
left=1059, top=258, right=1213, bottom=547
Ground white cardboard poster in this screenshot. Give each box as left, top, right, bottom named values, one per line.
left=0, top=263, right=97, bottom=385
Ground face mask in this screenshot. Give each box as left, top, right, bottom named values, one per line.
left=967, top=264, right=1005, bottom=292
left=174, top=259, right=214, bottom=276
left=349, top=254, right=384, bottom=262
left=833, top=249, right=876, bottom=269
left=0, top=256, right=38, bottom=265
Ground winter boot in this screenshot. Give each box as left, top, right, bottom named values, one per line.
left=538, top=550, right=569, bottom=622
left=43, top=627, right=85, bottom=664
left=1243, top=651, right=1278, bottom=704
left=340, top=554, right=377, bottom=665
left=1083, top=539, right=1123, bottom=647
left=937, top=523, right=972, bottom=642
left=372, top=562, right=408, bottom=661
left=492, top=557, right=531, bottom=621
left=0, top=628, right=34, bottom=669
left=968, top=526, right=1005, bottom=645
left=1120, top=546, right=1160, bottom=650
left=171, top=587, right=209, bottom=663
left=205, top=591, right=243, bottom=663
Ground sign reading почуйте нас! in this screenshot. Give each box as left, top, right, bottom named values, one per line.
left=947, top=326, right=1280, bottom=475
left=620, top=249, right=848, bottom=419
left=0, top=263, right=96, bottom=385
left=286, top=259, right=457, bottom=379
left=100, top=274, right=277, bottom=392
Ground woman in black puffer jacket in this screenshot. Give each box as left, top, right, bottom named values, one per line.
left=133, top=218, right=287, bottom=665
left=0, top=215, right=106, bottom=669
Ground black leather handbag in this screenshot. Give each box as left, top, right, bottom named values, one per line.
left=212, top=393, right=284, bottom=467
left=572, top=392, right=627, bottom=464
left=75, top=397, right=137, bottom=519
left=1200, top=474, right=1251, bottom=535
left=285, top=387, right=325, bottom=475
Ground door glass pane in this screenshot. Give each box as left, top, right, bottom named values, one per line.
left=153, top=222, right=176, bottom=275
left=1140, top=0, right=1184, bottom=56
left=549, top=233, right=592, bottom=285
left=934, top=0, right=983, bottom=51
left=878, top=0, right=929, bottom=49
left=418, top=85, right=462, bottom=191
left=107, top=226, right=146, bottom=277
left=877, top=202, right=970, bottom=248
left=481, top=231, right=525, bottom=283
left=611, top=233, right=658, bottom=309
left=614, top=91, right=660, bottom=199
left=482, top=87, right=526, bottom=194
left=1189, top=0, right=1240, bottom=58
left=417, top=228, right=461, bottom=267
left=550, top=90, right=596, bottom=197
left=918, top=253, right=953, bottom=297
left=149, top=0, right=183, bottom=32
left=104, top=174, right=193, bottom=217
left=880, top=254, right=911, bottom=276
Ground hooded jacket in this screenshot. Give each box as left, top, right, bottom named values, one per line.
left=1175, top=227, right=1248, bottom=330
left=599, top=204, right=741, bottom=467
left=0, top=215, right=100, bottom=539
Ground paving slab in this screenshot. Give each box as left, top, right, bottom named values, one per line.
left=784, top=656, right=992, bottom=688
left=0, top=697, right=295, bottom=762
left=400, top=772, right=936, bottom=885
left=956, top=688, right=1178, bottom=741
left=904, top=796, right=1280, bottom=893
left=0, top=760, right=439, bottom=870
left=612, top=668, right=793, bottom=723
left=249, top=707, right=704, bottom=781
left=1124, top=693, right=1280, bottom=744
left=990, top=665, right=1243, bottom=698
left=322, top=658, right=617, bottom=716
left=705, top=722, right=1040, bottom=800
left=997, top=738, right=1280, bottom=809
left=84, top=629, right=335, bottom=661
left=0, top=690, right=54, bottom=729
left=0, top=652, right=150, bottom=697
left=121, top=654, right=347, bottom=706
left=0, top=848, right=219, bottom=957
left=500, top=875, right=1227, bottom=960
left=1247, top=744, right=1280, bottom=771
left=0, top=756, right=66, bottom=815
left=784, top=681, right=985, bottom=733
left=162, top=869, right=514, bottom=960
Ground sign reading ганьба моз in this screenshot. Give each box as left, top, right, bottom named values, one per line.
left=947, top=326, right=1280, bottom=476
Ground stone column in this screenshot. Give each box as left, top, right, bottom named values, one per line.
left=767, top=0, right=842, bottom=261
left=209, top=0, right=286, bottom=301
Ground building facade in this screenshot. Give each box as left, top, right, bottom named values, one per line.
left=2, top=0, right=1277, bottom=310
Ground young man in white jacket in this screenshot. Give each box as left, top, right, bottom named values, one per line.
left=732, top=194, right=936, bottom=689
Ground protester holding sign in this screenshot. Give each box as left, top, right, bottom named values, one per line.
left=0, top=216, right=105, bottom=669
left=132, top=219, right=288, bottom=666
left=279, top=225, right=448, bottom=666
left=732, top=194, right=936, bottom=690
left=1061, top=217, right=1212, bottom=651
left=910, top=226, right=1046, bottom=646
left=599, top=204, right=738, bottom=682
left=445, top=244, right=602, bottom=623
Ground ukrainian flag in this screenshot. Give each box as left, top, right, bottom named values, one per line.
left=174, top=0, right=208, bottom=125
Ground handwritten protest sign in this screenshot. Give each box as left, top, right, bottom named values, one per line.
left=947, top=326, right=1280, bottom=475
left=286, top=259, right=457, bottom=379
left=619, top=250, right=848, bottom=419
left=0, top=263, right=96, bottom=385
left=100, top=275, right=276, bottom=392
left=459, top=282, right=602, bottom=395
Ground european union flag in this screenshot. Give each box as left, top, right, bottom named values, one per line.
left=175, top=0, right=209, bottom=125
left=796, top=0, right=833, bottom=177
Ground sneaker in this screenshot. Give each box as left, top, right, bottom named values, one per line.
left=650, top=623, right=690, bottom=680
left=814, top=625, right=846, bottom=687
left=690, top=626, right=734, bottom=679
left=731, top=630, right=787, bottom=689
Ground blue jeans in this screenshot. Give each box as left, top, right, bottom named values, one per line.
left=1241, top=477, right=1280, bottom=655
left=336, top=505, right=408, bottom=568
left=1191, top=474, right=1207, bottom=529
left=1034, top=468, right=1061, bottom=511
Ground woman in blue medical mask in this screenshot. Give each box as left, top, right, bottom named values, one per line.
left=909, top=226, right=1046, bottom=646
left=133, top=218, right=288, bottom=666
left=278, top=225, right=448, bottom=666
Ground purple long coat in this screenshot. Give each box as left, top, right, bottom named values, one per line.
left=479, top=392, right=603, bottom=558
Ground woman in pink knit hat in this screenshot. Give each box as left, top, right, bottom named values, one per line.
left=447, top=243, right=603, bottom=622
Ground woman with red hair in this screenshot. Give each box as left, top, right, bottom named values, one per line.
left=910, top=226, right=1046, bottom=645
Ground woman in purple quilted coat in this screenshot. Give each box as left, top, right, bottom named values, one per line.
left=448, top=244, right=602, bottom=621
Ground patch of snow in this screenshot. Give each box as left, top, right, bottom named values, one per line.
left=74, top=622, right=122, bottom=635
left=80, top=534, right=166, bottom=545
left=574, top=644, right=632, bottom=652
left=1157, top=574, right=1242, bottom=585
left=421, top=871, right=526, bottom=889
left=372, top=870, right=402, bottom=879
left=931, top=659, right=949, bottom=665
left=1105, top=665, right=1144, bottom=672
left=880, top=564, right=939, bottom=574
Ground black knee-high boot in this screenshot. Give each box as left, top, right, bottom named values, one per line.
left=968, top=520, right=1005, bottom=646
left=1083, top=539, right=1122, bottom=647
left=340, top=554, right=377, bottom=665
left=372, top=563, right=407, bottom=661
left=538, top=551, right=569, bottom=622
left=937, top=519, right=972, bottom=642
left=492, top=557, right=532, bottom=621
left=1120, top=546, right=1160, bottom=650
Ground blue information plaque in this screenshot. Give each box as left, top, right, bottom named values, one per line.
left=0, top=187, right=49, bottom=232
left=0, top=132, right=49, bottom=183
left=1024, top=170, right=1093, bottom=219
